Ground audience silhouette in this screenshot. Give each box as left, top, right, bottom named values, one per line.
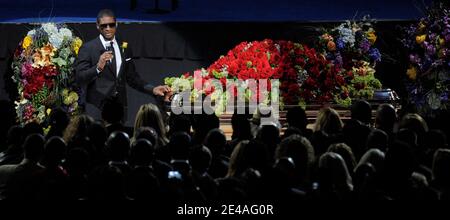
left=0, top=100, right=448, bottom=203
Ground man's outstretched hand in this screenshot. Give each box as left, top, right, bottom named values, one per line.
left=152, top=85, right=171, bottom=96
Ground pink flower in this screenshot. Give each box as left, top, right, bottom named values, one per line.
left=21, top=63, right=33, bottom=77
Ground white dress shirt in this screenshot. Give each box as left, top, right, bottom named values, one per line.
left=99, top=34, right=122, bottom=76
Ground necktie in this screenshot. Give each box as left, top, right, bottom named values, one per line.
left=110, top=41, right=117, bottom=75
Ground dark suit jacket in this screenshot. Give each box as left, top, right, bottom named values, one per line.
left=75, top=36, right=154, bottom=117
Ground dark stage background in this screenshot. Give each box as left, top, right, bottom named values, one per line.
left=0, top=21, right=412, bottom=125
left=0, top=0, right=431, bottom=22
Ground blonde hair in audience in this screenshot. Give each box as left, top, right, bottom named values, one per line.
left=63, top=114, right=94, bottom=143
left=134, top=103, right=168, bottom=145
left=313, top=107, right=344, bottom=134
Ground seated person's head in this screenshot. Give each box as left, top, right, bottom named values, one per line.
left=396, top=128, right=418, bottom=148
left=24, top=121, right=43, bottom=137
left=257, top=124, right=280, bottom=145
left=65, top=148, right=90, bottom=174
left=169, top=113, right=191, bottom=135
left=366, top=128, right=389, bottom=152
left=426, top=129, right=448, bottom=150
left=134, top=103, right=167, bottom=139
left=318, top=152, right=353, bottom=192
left=106, top=131, right=130, bottom=161
left=133, top=126, right=158, bottom=147
left=357, top=148, right=385, bottom=174
left=231, top=113, right=252, bottom=139
left=432, top=149, right=450, bottom=187
left=204, top=128, right=227, bottom=155
left=43, top=136, right=67, bottom=166
left=6, top=125, right=24, bottom=148
left=228, top=140, right=269, bottom=178
left=189, top=145, right=212, bottom=174
left=63, top=114, right=94, bottom=143
left=130, top=138, right=155, bottom=166
left=169, top=132, right=192, bottom=160
left=328, top=143, right=356, bottom=174
left=375, top=103, right=397, bottom=131
left=351, top=100, right=372, bottom=125
left=275, top=134, right=315, bottom=180
left=398, top=113, right=429, bottom=139
left=287, top=106, right=308, bottom=129
left=192, top=111, right=220, bottom=136
left=314, top=107, right=343, bottom=135
left=23, top=133, right=45, bottom=162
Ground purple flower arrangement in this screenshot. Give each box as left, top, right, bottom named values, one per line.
left=402, top=2, right=450, bottom=115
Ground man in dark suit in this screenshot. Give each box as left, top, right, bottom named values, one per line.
left=75, top=9, right=170, bottom=121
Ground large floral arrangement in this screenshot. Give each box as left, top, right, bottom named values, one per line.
left=317, top=18, right=382, bottom=106
left=277, top=41, right=345, bottom=105
left=402, top=2, right=450, bottom=114
left=12, top=23, right=82, bottom=125
left=206, top=40, right=345, bottom=104
left=165, top=20, right=382, bottom=111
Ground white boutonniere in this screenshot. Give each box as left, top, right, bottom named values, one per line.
left=121, top=42, right=128, bottom=53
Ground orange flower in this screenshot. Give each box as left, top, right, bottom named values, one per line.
left=34, top=43, right=56, bottom=67
left=32, top=51, right=43, bottom=67
left=40, top=43, right=55, bottom=58
left=32, top=45, right=54, bottom=67
left=327, top=41, right=336, bottom=51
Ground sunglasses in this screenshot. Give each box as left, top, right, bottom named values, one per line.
left=99, top=23, right=116, bottom=29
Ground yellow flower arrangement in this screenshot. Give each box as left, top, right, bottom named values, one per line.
left=63, top=90, right=79, bottom=105
left=22, top=35, right=32, bottom=49
left=62, top=88, right=69, bottom=97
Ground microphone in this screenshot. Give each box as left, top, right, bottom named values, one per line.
left=105, top=43, right=113, bottom=64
